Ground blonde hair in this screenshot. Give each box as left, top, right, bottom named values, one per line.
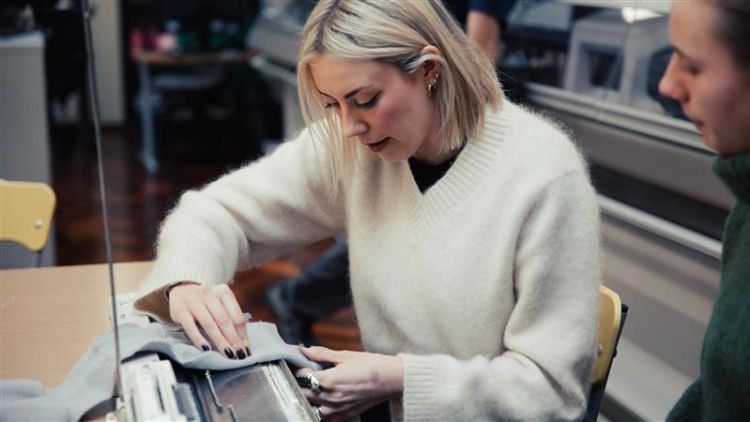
left=296, top=0, right=503, bottom=176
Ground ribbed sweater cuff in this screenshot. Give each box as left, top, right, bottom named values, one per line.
left=398, top=353, right=440, bottom=421
left=143, top=259, right=229, bottom=292
left=134, top=251, right=233, bottom=328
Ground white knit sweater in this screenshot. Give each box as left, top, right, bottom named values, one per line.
left=136, top=102, right=601, bottom=421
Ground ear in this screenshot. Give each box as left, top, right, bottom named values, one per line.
left=419, top=45, right=442, bottom=82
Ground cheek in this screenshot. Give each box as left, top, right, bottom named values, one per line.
left=376, top=97, right=408, bottom=132
left=714, top=82, right=736, bottom=110
left=704, top=85, right=736, bottom=125
left=375, top=85, right=431, bottom=144
left=697, top=80, right=750, bottom=153
left=718, top=85, right=750, bottom=146
left=689, top=78, right=727, bottom=120
left=379, top=104, right=400, bottom=127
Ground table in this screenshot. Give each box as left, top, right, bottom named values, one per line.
left=0, top=261, right=318, bottom=421
left=132, top=50, right=256, bottom=173
left=0, top=261, right=151, bottom=386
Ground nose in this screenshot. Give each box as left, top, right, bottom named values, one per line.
left=658, top=53, right=688, bottom=104
left=341, top=108, right=368, bottom=138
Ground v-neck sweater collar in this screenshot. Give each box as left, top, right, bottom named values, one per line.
left=399, top=103, right=514, bottom=231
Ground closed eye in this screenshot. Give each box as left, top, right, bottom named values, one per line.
left=355, top=92, right=380, bottom=109
left=678, top=57, right=700, bottom=75
left=675, top=51, right=700, bottom=76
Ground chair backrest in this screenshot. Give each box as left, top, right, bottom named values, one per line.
left=0, top=179, right=57, bottom=266
left=585, top=285, right=628, bottom=422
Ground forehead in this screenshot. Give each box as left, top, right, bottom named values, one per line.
left=669, top=2, right=720, bottom=55
left=669, top=1, right=748, bottom=78
left=308, top=54, right=404, bottom=97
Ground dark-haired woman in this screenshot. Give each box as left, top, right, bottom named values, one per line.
left=659, top=1, right=750, bottom=419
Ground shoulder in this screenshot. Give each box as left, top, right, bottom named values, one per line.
left=248, top=123, right=336, bottom=173
left=481, top=101, right=589, bottom=178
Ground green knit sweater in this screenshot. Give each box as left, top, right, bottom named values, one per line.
left=667, top=152, right=750, bottom=421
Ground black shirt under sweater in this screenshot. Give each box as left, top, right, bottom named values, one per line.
left=408, top=155, right=458, bottom=193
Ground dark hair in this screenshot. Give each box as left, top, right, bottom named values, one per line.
left=711, top=0, right=750, bottom=69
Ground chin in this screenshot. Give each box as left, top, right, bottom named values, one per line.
left=705, top=133, right=747, bottom=156
left=703, top=136, right=719, bottom=153
left=374, top=147, right=409, bottom=162
left=378, top=153, right=406, bottom=162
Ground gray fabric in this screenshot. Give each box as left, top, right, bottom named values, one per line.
left=0, top=321, right=320, bottom=421
left=0, top=380, right=46, bottom=402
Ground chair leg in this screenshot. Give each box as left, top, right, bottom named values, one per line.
left=32, top=251, right=42, bottom=267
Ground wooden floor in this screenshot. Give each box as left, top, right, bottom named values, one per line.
left=50, top=121, right=362, bottom=351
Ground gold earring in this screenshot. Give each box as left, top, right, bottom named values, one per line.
left=428, top=73, right=439, bottom=96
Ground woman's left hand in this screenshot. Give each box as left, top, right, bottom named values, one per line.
left=296, top=346, right=404, bottom=422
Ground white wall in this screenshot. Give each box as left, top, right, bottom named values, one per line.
left=91, top=0, right=125, bottom=125
left=0, top=32, right=56, bottom=268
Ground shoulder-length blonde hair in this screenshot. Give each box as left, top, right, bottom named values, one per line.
left=296, top=0, right=503, bottom=175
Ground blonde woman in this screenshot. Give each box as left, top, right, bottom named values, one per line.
left=134, top=1, right=600, bottom=420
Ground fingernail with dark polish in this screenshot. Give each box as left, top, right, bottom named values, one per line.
left=236, top=348, right=246, bottom=359
left=224, top=347, right=236, bottom=359
left=246, top=347, right=251, bottom=356
left=201, top=344, right=210, bottom=352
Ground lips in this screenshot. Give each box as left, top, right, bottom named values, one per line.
left=366, top=137, right=390, bottom=153
left=684, top=111, right=703, bottom=132
left=690, top=118, right=705, bottom=133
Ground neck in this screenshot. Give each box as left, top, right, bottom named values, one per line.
left=412, top=123, right=462, bottom=165
left=412, top=144, right=461, bottom=165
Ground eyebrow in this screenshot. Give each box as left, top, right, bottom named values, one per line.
left=317, top=85, right=371, bottom=100
left=672, top=45, right=698, bottom=63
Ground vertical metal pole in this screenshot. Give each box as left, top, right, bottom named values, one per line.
left=80, top=0, right=123, bottom=398
left=137, top=61, right=159, bottom=173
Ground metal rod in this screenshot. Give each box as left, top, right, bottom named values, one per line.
left=205, top=370, right=223, bottom=409
left=80, top=0, right=123, bottom=397
left=598, top=195, right=722, bottom=259
left=228, top=405, right=239, bottom=422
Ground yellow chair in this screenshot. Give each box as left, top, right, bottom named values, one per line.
left=0, top=179, right=57, bottom=267
left=585, top=285, right=628, bottom=422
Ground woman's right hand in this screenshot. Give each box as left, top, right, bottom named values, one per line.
left=168, top=283, right=251, bottom=359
